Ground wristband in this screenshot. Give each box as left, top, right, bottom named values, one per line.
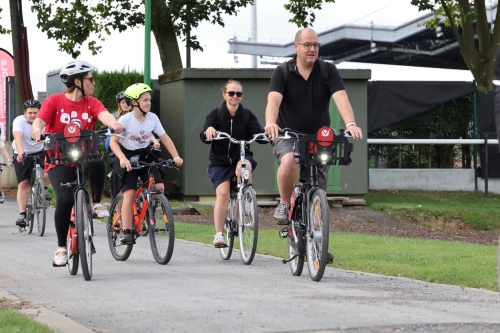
left=345, top=123, right=356, bottom=128
left=7, top=159, right=12, bottom=162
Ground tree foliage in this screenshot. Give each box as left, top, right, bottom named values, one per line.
left=0, top=6, right=10, bottom=34
left=410, top=0, right=500, bottom=90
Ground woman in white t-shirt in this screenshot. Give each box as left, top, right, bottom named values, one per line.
left=109, top=83, right=183, bottom=245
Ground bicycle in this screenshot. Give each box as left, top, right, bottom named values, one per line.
left=23, top=151, right=48, bottom=236
left=107, top=158, right=177, bottom=265
left=45, top=125, right=117, bottom=281
left=211, top=131, right=269, bottom=265
left=278, top=126, right=353, bottom=281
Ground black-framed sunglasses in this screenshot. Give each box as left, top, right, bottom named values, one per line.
left=82, top=77, right=95, bottom=83
left=227, top=91, right=243, bottom=97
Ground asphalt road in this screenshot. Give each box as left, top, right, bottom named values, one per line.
left=0, top=195, right=499, bottom=333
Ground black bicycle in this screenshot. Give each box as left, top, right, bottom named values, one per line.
left=278, top=126, right=353, bottom=281
left=24, top=152, right=47, bottom=236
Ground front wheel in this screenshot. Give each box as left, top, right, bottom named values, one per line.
left=239, top=186, right=258, bottom=265
left=76, top=189, right=93, bottom=281
left=26, top=183, right=35, bottom=234
left=148, top=194, right=175, bottom=264
left=107, top=195, right=133, bottom=261
left=34, top=180, right=46, bottom=236
left=305, top=189, right=329, bottom=282
left=220, top=198, right=235, bottom=260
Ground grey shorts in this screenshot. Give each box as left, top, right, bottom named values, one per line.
left=272, top=138, right=329, bottom=190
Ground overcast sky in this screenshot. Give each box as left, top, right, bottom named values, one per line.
left=0, top=0, right=474, bottom=86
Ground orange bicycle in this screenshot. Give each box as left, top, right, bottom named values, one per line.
left=107, top=158, right=177, bottom=264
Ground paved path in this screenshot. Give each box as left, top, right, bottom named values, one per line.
left=0, top=195, right=499, bottom=333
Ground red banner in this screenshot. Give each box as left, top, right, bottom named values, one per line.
left=0, top=49, right=14, bottom=142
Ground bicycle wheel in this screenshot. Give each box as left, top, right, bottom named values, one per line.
left=220, top=198, right=235, bottom=260
left=26, top=183, right=35, bottom=234
left=148, top=194, right=175, bottom=264
left=288, top=222, right=304, bottom=276
left=67, top=223, right=79, bottom=275
left=138, top=194, right=149, bottom=236
left=107, top=195, right=133, bottom=261
left=76, top=189, right=93, bottom=281
left=239, top=186, right=258, bottom=265
left=34, top=180, right=46, bottom=236
left=306, top=189, right=329, bottom=282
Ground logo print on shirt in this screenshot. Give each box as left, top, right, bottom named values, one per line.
left=59, top=110, right=92, bottom=126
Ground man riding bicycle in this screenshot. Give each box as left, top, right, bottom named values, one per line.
left=264, top=28, right=363, bottom=263
left=12, top=99, right=52, bottom=227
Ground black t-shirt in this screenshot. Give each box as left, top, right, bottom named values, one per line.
left=269, top=57, right=345, bottom=134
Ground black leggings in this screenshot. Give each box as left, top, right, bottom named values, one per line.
left=48, top=159, right=106, bottom=247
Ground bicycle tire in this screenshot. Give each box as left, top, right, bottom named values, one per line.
left=67, top=223, right=79, bottom=275
left=288, top=222, right=304, bottom=276
left=34, top=180, right=46, bottom=236
left=107, top=195, right=133, bottom=261
left=26, top=179, right=35, bottom=234
left=138, top=194, right=149, bottom=236
left=76, top=189, right=93, bottom=281
left=306, top=189, right=329, bottom=282
left=220, top=198, right=235, bottom=260
left=239, top=186, right=258, bottom=265
left=148, top=194, right=175, bottom=264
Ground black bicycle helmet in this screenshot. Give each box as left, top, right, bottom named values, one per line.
left=23, top=99, right=42, bottom=109
left=116, top=91, right=125, bottom=103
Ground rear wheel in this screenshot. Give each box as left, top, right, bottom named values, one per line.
left=67, top=223, right=79, bottom=275
left=306, top=189, right=329, bottom=282
left=107, top=195, right=133, bottom=261
left=76, top=190, right=93, bottom=281
left=220, top=198, right=235, bottom=260
left=239, top=186, right=258, bottom=265
left=288, top=222, right=304, bottom=276
left=148, top=194, right=175, bottom=264
left=34, top=180, right=46, bottom=236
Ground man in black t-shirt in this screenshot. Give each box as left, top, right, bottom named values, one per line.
left=264, top=27, right=363, bottom=227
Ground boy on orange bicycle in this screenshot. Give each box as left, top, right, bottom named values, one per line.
left=109, top=83, right=183, bottom=244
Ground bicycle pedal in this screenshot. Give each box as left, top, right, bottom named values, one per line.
left=214, top=243, right=228, bottom=248
left=279, top=227, right=289, bottom=239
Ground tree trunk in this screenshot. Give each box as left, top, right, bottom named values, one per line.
left=151, top=0, right=183, bottom=74
left=9, top=0, right=24, bottom=116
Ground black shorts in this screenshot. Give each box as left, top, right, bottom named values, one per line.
left=207, top=155, right=257, bottom=190
left=121, top=167, right=164, bottom=192
left=13, top=152, right=45, bottom=184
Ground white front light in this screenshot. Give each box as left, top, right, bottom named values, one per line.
left=243, top=169, right=250, bottom=180
left=70, top=150, right=79, bottom=160
left=320, top=154, right=328, bottom=161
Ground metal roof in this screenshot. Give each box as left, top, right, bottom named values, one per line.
left=228, top=4, right=497, bottom=70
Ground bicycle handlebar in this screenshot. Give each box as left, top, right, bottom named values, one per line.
left=277, top=127, right=352, bottom=139
left=131, top=159, right=177, bottom=170
left=212, top=131, right=269, bottom=144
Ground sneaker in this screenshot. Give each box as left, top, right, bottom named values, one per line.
left=53, top=249, right=68, bottom=267
left=120, top=233, right=134, bottom=245
left=213, top=232, right=226, bottom=247
left=15, top=215, right=27, bottom=227
left=273, top=203, right=289, bottom=225
left=326, top=252, right=334, bottom=264
left=0, top=191, right=4, bottom=204
left=44, top=190, right=52, bottom=201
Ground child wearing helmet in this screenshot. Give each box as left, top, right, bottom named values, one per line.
left=109, top=83, right=183, bottom=244
left=31, top=60, right=124, bottom=267
left=12, top=99, right=52, bottom=226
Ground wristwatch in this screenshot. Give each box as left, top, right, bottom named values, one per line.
left=7, top=159, right=12, bottom=162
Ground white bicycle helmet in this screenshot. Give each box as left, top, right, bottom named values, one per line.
left=59, top=60, right=95, bottom=84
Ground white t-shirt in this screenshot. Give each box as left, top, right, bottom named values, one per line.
left=12, top=115, right=44, bottom=154
left=118, top=112, right=166, bottom=151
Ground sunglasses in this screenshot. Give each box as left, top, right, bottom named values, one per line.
left=227, top=91, right=243, bottom=97
left=82, top=77, right=95, bottom=83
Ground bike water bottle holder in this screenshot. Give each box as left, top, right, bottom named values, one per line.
left=295, top=130, right=353, bottom=166
left=46, top=130, right=103, bottom=165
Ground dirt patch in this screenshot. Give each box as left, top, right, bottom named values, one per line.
left=176, top=205, right=500, bottom=246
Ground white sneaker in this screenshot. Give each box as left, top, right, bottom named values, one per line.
left=213, top=232, right=226, bottom=247
left=53, top=249, right=67, bottom=267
